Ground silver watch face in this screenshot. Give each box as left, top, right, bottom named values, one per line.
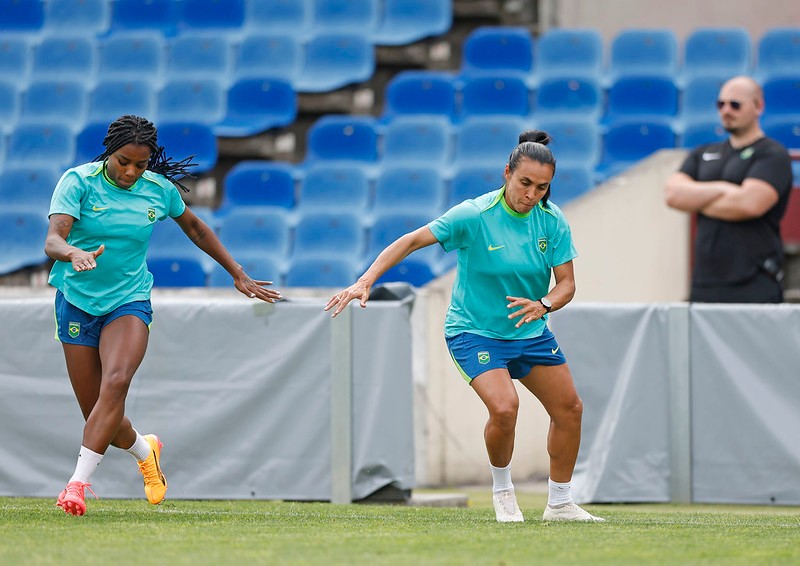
left=540, top=297, right=552, bottom=309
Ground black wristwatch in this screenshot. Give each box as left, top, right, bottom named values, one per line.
left=538, top=297, right=552, bottom=312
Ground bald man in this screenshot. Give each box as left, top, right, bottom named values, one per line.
left=665, top=76, right=793, bottom=303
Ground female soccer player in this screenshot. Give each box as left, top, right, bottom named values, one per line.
left=326, top=130, right=604, bottom=523
left=45, top=115, right=282, bottom=516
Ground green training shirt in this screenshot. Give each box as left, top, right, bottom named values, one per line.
left=428, top=186, right=577, bottom=340
left=48, top=162, right=186, bottom=315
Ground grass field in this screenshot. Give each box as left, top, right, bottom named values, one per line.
left=2, top=489, right=798, bottom=565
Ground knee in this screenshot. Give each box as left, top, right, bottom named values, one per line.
left=100, top=369, right=133, bottom=402
left=554, top=396, right=583, bottom=429
left=489, top=399, right=519, bottom=431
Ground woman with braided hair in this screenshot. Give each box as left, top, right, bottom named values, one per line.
left=45, top=115, right=282, bottom=516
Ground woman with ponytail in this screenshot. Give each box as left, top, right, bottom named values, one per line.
left=326, top=129, right=603, bottom=523
left=45, top=115, right=282, bottom=516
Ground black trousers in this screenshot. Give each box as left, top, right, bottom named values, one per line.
left=690, top=271, right=783, bottom=303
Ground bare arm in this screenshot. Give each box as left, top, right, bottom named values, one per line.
left=663, top=172, right=738, bottom=213
left=325, top=226, right=438, bottom=317
left=45, top=213, right=105, bottom=272
left=173, top=207, right=281, bottom=302
left=698, top=178, right=780, bottom=221
left=506, top=260, right=576, bottom=328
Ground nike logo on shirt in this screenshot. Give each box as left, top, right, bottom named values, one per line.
left=92, top=205, right=110, bottom=211
left=488, top=245, right=505, bottom=251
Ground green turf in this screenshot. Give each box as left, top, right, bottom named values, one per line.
left=2, top=490, right=798, bottom=565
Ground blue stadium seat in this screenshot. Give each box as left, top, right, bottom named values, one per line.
left=460, top=75, right=530, bottom=118
left=309, top=0, right=378, bottom=36
left=374, top=166, right=445, bottom=216
left=166, top=35, right=233, bottom=81
left=158, top=78, right=226, bottom=125
left=110, top=0, right=179, bottom=36
left=148, top=257, right=207, bottom=287
left=244, top=0, right=311, bottom=37
left=99, top=33, right=166, bottom=84
left=217, top=207, right=291, bottom=258
left=0, top=210, right=49, bottom=275
left=0, top=80, right=21, bottom=134
left=536, top=119, right=601, bottom=167
left=0, top=37, right=31, bottom=83
left=609, top=29, right=678, bottom=82
left=88, top=80, right=156, bottom=124
left=74, top=122, right=108, bottom=165
left=233, top=34, right=301, bottom=83
left=764, top=120, right=800, bottom=151
left=0, top=167, right=60, bottom=213
left=597, top=122, right=675, bottom=179
left=605, top=76, right=679, bottom=123
left=383, top=71, right=458, bottom=120
left=448, top=166, right=502, bottom=208
left=285, top=257, right=358, bottom=288
left=208, top=252, right=284, bottom=287
left=680, top=122, right=727, bottom=148
left=297, top=164, right=370, bottom=212
left=679, top=77, right=726, bottom=123
left=156, top=122, right=218, bottom=173
left=373, top=0, right=452, bottom=46
left=382, top=117, right=451, bottom=165
left=461, top=27, right=534, bottom=81
left=19, top=80, right=88, bottom=130
left=292, top=212, right=364, bottom=259
left=366, top=212, right=441, bottom=264
left=214, top=78, right=297, bottom=138
left=306, top=115, right=378, bottom=163
left=0, top=0, right=45, bottom=33
left=534, top=77, right=602, bottom=120
left=552, top=165, right=594, bottom=204
left=178, top=0, right=245, bottom=33
left=757, top=28, right=800, bottom=81
left=146, top=216, right=208, bottom=265
left=44, top=0, right=110, bottom=36
left=454, top=117, right=524, bottom=166
left=294, top=34, right=374, bottom=93
left=221, top=161, right=296, bottom=212
left=536, top=28, right=604, bottom=82
left=763, top=77, right=800, bottom=125
left=682, top=27, right=752, bottom=83
left=6, top=124, right=75, bottom=169
left=31, top=37, right=95, bottom=79
left=376, top=258, right=436, bottom=287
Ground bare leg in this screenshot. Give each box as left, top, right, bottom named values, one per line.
left=470, top=369, right=519, bottom=468
left=519, top=364, right=583, bottom=482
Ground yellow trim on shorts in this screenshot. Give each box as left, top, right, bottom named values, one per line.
left=448, top=349, right=473, bottom=384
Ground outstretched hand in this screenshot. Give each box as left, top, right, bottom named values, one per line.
left=325, top=280, right=371, bottom=317
left=234, top=274, right=282, bottom=303
left=72, top=244, right=105, bottom=272
left=506, top=295, right=546, bottom=328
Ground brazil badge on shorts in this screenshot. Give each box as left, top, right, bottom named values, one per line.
left=68, top=321, right=81, bottom=339
left=477, top=351, right=490, bottom=365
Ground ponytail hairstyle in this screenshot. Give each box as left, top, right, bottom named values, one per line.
left=507, top=129, right=556, bottom=206
left=93, top=115, right=197, bottom=192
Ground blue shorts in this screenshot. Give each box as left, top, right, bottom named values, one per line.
left=446, top=328, right=567, bottom=383
left=54, top=290, right=152, bottom=347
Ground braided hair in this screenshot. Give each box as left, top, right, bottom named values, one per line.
left=93, top=115, right=197, bottom=192
left=508, top=129, right=556, bottom=206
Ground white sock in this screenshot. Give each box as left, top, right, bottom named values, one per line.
left=126, top=431, right=152, bottom=463
left=68, top=446, right=104, bottom=484
left=547, top=478, right=574, bottom=507
left=490, top=463, right=514, bottom=493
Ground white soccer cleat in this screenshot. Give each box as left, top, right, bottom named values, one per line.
left=492, top=489, right=524, bottom=522
left=542, top=502, right=605, bottom=522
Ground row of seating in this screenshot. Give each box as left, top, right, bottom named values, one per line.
left=1, top=0, right=452, bottom=46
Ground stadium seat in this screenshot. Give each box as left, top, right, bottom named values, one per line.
left=679, top=77, right=727, bottom=124
left=244, top=0, right=311, bottom=37
left=605, top=76, right=679, bottom=123
left=0, top=135, right=6, bottom=171
left=597, top=122, right=675, bottom=179
left=157, top=78, right=226, bottom=125
left=680, top=122, right=727, bottom=148
left=74, top=122, right=108, bottom=165
left=0, top=37, right=31, bottom=83
left=208, top=252, right=284, bottom=287
left=382, top=117, right=451, bottom=165
left=285, top=257, right=359, bottom=288
left=780, top=188, right=800, bottom=246
left=763, top=120, right=800, bottom=150
left=214, top=78, right=297, bottom=138
left=306, top=115, right=378, bottom=163
left=534, top=77, right=603, bottom=120
left=166, top=35, right=233, bottom=81
left=156, top=122, right=218, bottom=173
left=220, top=161, right=296, bottom=211
left=453, top=117, right=524, bottom=167
left=233, top=34, right=301, bottom=83
left=292, top=212, right=364, bottom=259
left=756, top=28, right=800, bottom=81
left=0, top=167, right=60, bottom=213
left=0, top=80, right=20, bottom=134
left=608, top=29, right=678, bottom=82
left=6, top=124, right=75, bottom=169
left=383, top=71, right=458, bottom=120
left=87, top=80, right=156, bottom=124
left=146, top=215, right=208, bottom=265
left=448, top=166, right=502, bottom=208
left=0, top=210, right=49, bottom=275
left=536, top=28, right=604, bottom=82
left=372, top=0, right=452, bottom=46
left=99, top=33, right=166, bottom=84
left=294, top=34, right=374, bottom=93
left=376, top=258, right=436, bottom=287
left=19, top=80, right=88, bottom=130
left=0, top=0, right=45, bottom=33
left=109, top=0, right=180, bottom=36
left=297, top=164, right=370, bottom=212
left=461, top=27, right=534, bottom=81
left=217, top=207, right=292, bottom=258
left=373, top=166, right=445, bottom=216
left=460, top=76, right=530, bottom=118
left=148, top=257, right=207, bottom=287
left=309, top=0, right=378, bottom=35
left=31, top=36, right=95, bottom=79
left=552, top=165, right=594, bottom=204
left=682, top=27, right=752, bottom=83
left=44, top=0, right=111, bottom=36
left=366, top=212, right=441, bottom=264
left=536, top=119, right=601, bottom=167
left=763, top=77, right=800, bottom=125
left=178, top=0, right=245, bottom=33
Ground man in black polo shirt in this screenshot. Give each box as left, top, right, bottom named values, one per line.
left=665, top=76, right=793, bottom=303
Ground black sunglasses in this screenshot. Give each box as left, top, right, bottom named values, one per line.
left=716, top=99, right=742, bottom=110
